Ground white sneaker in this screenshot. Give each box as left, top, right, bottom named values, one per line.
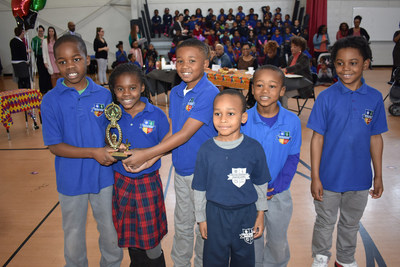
left=335, top=260, right=358, bottom=267
left=311, top=254, right=329, bottom=267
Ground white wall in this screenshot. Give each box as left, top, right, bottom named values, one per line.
left=1, top=0, right=399, bottom=74
left=0, top=0, right=132, bottom=74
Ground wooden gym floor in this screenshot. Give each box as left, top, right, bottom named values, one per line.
left=0, top=67, right=399, bottom=267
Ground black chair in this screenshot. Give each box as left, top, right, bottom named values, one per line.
left=291, top=73, right=318, bottom=116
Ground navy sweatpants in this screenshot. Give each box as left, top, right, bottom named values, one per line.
left=203, top=201, right=257, bottom=267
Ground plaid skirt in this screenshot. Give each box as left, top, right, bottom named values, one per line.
left=112, top=170, right=167, bottom=249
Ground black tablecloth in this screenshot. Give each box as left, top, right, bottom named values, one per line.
left=145, top=69, right=181, bottom=96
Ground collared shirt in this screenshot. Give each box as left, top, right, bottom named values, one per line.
left=242, top=101, right=301, bottom=183
left=112, top=97, right=169, bottom=178
left=41, top=77, right=114, bottom=195
left=307, top=79, right=388, bottom=192
left=169, top=73, right=219, bottom=176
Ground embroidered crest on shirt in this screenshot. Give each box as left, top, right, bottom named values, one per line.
left=91, top=103, right=105, bottom=117
left=276, top=131, right=292, bottom=144
left=140, top=119, right=155, bottom=134
left=227, top=168, right=250, bottom=188
left=239, top=228, right=254, bottom=244
left=186, top=97, right=195, bottom=112
left=362, top=109, right=373, bottom=125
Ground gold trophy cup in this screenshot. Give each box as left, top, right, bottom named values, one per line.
left=105, top=102, right=131, bottom=160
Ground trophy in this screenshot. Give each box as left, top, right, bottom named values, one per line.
left=105, top=102, right=131, bottom=160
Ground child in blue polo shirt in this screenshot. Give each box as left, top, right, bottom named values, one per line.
left=193, top=89, right=270, bottom=267
left=41, top=35, right=123, bottom=266
left=120, top=38, right=219, bottom=267
left=108, top=63, right=169, bottom=266
left=307, top=36, right=388, bottom=267
left=242, top=65, right=302, bottom=267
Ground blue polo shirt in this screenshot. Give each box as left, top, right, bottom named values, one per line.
left=41, top=78, right=114, bottom=196
left=241, top=102, right=301, bottom=185
left=307, top=79, right=388, bottom=192
left=112, top=98, right=169, bottom=178
left=169, top=72, right=219, bottom=176
left=192, top=135, right=270, bottom=207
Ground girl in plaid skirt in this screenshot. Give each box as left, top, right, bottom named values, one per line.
left=109, top=64, right=169, bottom=267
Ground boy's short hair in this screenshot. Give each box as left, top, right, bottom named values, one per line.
left=176, top=38, right=209, bottom=59
left=214, top=89, right=247, bottom=113
left=54, top=35, right=87, bottom=59
left=290, top=36, right=307, bottom=52
left=254, top=65, right=286, bottom=87
left=331, top=36, right=372, bottom=62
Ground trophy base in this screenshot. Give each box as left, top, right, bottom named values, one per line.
left=111, top=151, right=131, bottom=161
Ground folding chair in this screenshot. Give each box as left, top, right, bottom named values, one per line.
left=291, top=73, right=318, bottom=116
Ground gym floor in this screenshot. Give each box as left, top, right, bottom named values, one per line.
left=0, top=67, right=399, bottom=266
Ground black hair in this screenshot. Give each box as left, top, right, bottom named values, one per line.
left=53, top=35, right=87, bottom=59
left=176, top=38, right=209, bottom=59
left=317, top=24, right=326, bottom=38
left=331, top=36, right=372, bottom=62
left=354, top=15, right=362, bottom=22
left=14, top=27, right=23, bottom=36
left=246, top=65, right=285, bottom=108
left=108, top=63, right=152, bottom=104
left=214, top=89, right=247, bottom=113
left=37, top=25, right=45, bottom=31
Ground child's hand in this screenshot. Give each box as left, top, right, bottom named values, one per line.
left=121, top=148, right=149, bottom=169
left=253, top=211, right=264, bottom=239
left=199, top=221, right=207, bottom=239
left=92, top=147, right=117, bottom=166
left=267, top=187, right=275, bottom=200
left=311, top=178, right=324, bottom=201
left=369, top=176, right=383, bottom=199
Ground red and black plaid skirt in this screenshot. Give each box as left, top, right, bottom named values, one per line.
left=112, top=170, right=167, bottom=249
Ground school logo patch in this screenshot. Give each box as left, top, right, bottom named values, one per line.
left=239, top=228, right=254, bottom=245
left=277, top=131, right=292, bottom=145
left=140, top=120, right=155, bottom=134
left=362, top=109, right=373, bottom=125
left=186, top=97, right=195, bottom=112
left=228, top=168, right=250, bottom=188
left=91, top=103, right=105, bottom=117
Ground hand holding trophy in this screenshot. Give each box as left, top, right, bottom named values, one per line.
left=105, top=102, right=131, bottom=160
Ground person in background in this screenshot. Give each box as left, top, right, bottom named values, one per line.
left=128, top=53, right=141, bottom=68
left=313, top=25, right=330, bottom=60
left=129, top=40, right=143, bottom=67
left=336, top=22, right=349, bottom=40
left=42, top=26, right=60, bottom=87
left=264, top=41, right=281, bottom=67
left=348, top=15, right=370, bottom=42
left=115, top=41, right=128, bottom=66
left=237, top=43, right=258, bottom=70
left=390, top=23, right=400, bottom=84
left=10, top=27, right=31, bottom=89
left=151, top=9, right=162, bottom=38
left=210, top=43, right=233, bottom=68
left=65, top=21, right=82, bottom=38
left=93, top=27, right=109, bottom=86
left=163, top=8, right=173, bottom=37
left=31, top=25, right=52, bottom=94
left=281, top=36, right=313, bottom=109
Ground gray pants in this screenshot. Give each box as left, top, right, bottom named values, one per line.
left=59, top=186, right=123, bottom=267
left=171, top=173, right=203, bottom=267
left=255, top=189, right=293, bottom=267
left=312, top=190, right=368, bottom=263
left=96, top=58, right=108, bottom=84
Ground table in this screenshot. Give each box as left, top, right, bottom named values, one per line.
left=205, top=69, right=252, bottom=90
left=205, top=69, right=313, bottom=92
left=0, top=89, right=42, bottom=138
left=146, top=69, right=181, bottom=105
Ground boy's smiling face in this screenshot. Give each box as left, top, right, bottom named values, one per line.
left=55, top=41, right=90, bottom=91
left=334, top=47, right=369, bottom=91
left=252, top=69, right=285, bottom=113
left=213, top=94, right=247, bottom=142
left=176, top=46, right=208, bottom=89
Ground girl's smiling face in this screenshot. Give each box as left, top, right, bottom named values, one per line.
left=113, top=73, right=144, bottom=116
